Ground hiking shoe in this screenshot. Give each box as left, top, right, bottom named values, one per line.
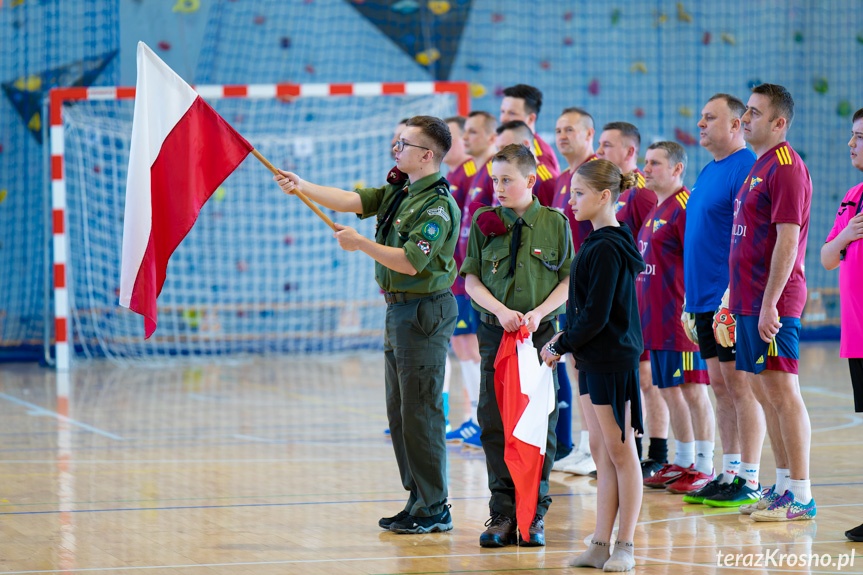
left=479, top=512, right=517, bottom=547
left=518, top=514, right=545, bottom=547
left=389, top=504, right=453, bottom=534
left=379, top=509, right=409, bottom=530
left=703, top=475, right=760, bottom=508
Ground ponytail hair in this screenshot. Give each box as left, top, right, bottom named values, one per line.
left=575, top=158, right=637, bottom=200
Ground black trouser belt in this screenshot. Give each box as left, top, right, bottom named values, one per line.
left=383, top=288, right=451, bottom=305
left=479, top=312, right=557, bottom=328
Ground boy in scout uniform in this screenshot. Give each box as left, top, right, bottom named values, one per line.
left=461, top=143, right=573, bottom=547
left=275, top=116, right=460, bottom=534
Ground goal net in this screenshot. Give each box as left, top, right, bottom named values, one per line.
left=53, top=83, right=467, bottom=363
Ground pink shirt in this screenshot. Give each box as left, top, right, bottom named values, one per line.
left=825, top=182, right=863, bottom=357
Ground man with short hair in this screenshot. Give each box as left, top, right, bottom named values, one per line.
left=500, top=84, right=560, bottom=173
left=548, top=107, right=598, bottom=475
left=449, top=110, right=498, bottom=447
left=494, top=120, right=558, bottom=207
left=714, top=84, right=815, bottom=522
left=637, top=142, right=716, bottom=494
left=276, top=115, right=460, bottom=533
left=598, top=122, right=667, bottom=479
left=679, top=94, right=763, bottom=507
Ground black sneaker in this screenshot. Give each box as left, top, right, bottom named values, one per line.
left=518, top=515, right=545, bottom=547
left=389, top=504, right=453, bottom=534
left=379, top=509, right=409, bottom=530
left=682, top=474, right=728, bottom=504
left=846, top=522, right=863, bottom=542
left=479, top=512, right=517, bottom=547
left=641, top=458, right=664, bottom=480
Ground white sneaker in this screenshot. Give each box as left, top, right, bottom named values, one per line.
left=553, top=449, right=588, bottom=472
left=563, top=451, right=597, bottom=475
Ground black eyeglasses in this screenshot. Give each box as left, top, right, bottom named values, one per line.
left=393, top=140, right=430, bottom=153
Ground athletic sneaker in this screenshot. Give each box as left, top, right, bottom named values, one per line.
left=553, top=449, right=589, bottom=472
left=682, top=474, right=729, bottom=504
left=641, top=458, right=664, bottom=481
left=643, top=463, right=690, bottom=489
left=666, top=468, right=714, bottom=494
left=740, top=484, right=776, bottom=515
left=379, top=510, right=409, bottom=529
left=446, top=419, right=480, bottom=443
left=703, top=475, right=760, bottom=508
left=463, top=430, right=483, bottom=449
left=751, top=491, right=816, bottom=522
left=563, top=451, right=596, bottom=476
left=846, top=522, right=863, bottom=542
left=389, top=504, right=453, bottom=533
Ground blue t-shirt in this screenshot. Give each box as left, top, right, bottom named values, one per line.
left=683, top=147, right=756, bottom=313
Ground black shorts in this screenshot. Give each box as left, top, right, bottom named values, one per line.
left=850, top=358, right=863, bottom=413
left=694, top=311, right=736, bottom=363
left=578, top=370, right=643, bottom=442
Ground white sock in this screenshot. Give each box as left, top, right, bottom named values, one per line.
left=578, top=430, right=590, bottom=454
left=673, top=441, right=695, bottom=468
left=694, top=440, right=714, bottom=474
left=459, top=360, right=481, bottom=423
left=444, top=355, right=452, bottom=394
left=738, top=462, right=760, bottom=490
left=721, top=454, right=741, bottom=483
left=790, top=478, right=812, bottom=504
left=776, top=468, right=791, bottom=494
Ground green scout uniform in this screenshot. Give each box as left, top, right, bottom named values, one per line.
left=459, top=197, right=573, bottom=519
left=355, top=171, right=460, bottom=518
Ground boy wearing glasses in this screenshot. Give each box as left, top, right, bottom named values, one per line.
left=275, top=115, right=461, bottom=534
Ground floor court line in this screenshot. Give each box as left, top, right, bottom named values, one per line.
left=0, top=392, right=124, bottom=441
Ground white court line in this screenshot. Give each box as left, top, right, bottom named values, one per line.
left=0, top=457, right=395, bottom=464
left=0, top=393, right=123, bottom=440
left=233, top=434, right=288, bottom=444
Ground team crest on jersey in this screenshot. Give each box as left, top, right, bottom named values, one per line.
left=650, top=218, right=667, bottom=232
left=422, top=222, right=441, bottom=240
left=615, top=200, right=626, bottom=213
left=427, top=206, right=450, bottom=222
left=749, top=176, right=763, bottom=192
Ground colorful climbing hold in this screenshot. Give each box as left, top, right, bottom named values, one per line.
left=794, top=30, right=804, bottom=43
left=611, top=8, right=621, bottom=26
left=392, top=0, right=419, bottom=15
left=634, top=108, right=645, bottom=118
left=253, top=15, right=266, bottom=25
left=653, top=11, right=668, bottom=27
left=678, top=106, right=693, bottom=118
left=588, top=78, right=600, bottom=96
left=469, top=83, right=486, bottom=98
left=540, top=60, right=551, bottom=70
left=674, top=127, right=697, bottom=146
left=466, top=62, right=482, bottom=72
left=0, top=190, right=7, bottom=204
left=494, top=86, right=505, bottom=98
left=172, top=0, right=199, bottom=13
left=305, top=64, right=315, bottom=75
left=157, top=41, right=171, bottom=51
left=857, top=33, right=863, bottom=45
left=13, top=74, right=41, bottom=91
left=214, top=186, right=226, bottom=202
left=676, top=2, right=692, bottom=23
left=813, top=77, right=829, bottom=94
left=563, top=11, right=573, bottom=21
left=747, top=78, right=762, bottom=90
left=702, top=32, right=711, bottom=45
left=284, top=235, right=294, bottom=246
left=720, top=32, right=735, bottom=45
left=428, top=1, right=451, bottom=16
left=491, top=12, right=504, bottom=23
left=352, top=180, right=366, bottom=190
left=236, top=260, right=248, bottom=272
left=630, top=62, right=647, bottom=74
left=415, top=48, right=441, bottom=66
left=563, top=37, right=573, bottom=46
left=838, top=100, right=852, bottom=117
left=280, top=37, right=292, bottom=49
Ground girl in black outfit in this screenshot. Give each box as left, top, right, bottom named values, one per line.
left=541, top=159, right=645, bottom=573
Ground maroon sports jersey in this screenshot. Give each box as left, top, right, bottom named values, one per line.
left=728, top=142, right=811, bottom=318
left=553, top=154, right=598, bottom=251
left=635, top=187, right=697, bottom=352
left=533, top=133, right=560, bottom=173
left=447, top=158, right=478, bottom=211
left=454, top=160, right=494, bottom=295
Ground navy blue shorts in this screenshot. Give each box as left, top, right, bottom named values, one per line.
left=650, top=350, right=710, bottom=388
left=453, top=294, right=479, bottom=336
left=735, top=315, right=800, bottom=375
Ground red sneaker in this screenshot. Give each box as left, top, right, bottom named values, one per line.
left=666, top=468, right=715, bottom=494
left=643, top=463, right=691, bottom=489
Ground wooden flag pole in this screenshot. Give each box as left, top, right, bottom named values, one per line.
left=250, top=148, right=337, bottom=231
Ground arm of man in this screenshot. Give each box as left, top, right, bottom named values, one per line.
left=464, top=274, right=523, bottom=332
left=275, top=170, right=363, bottom=213
left=822, top=213, right=863, bottom=270
left=332, top=223, right=417, bottom=275
left=523, top=277, right=570, bottom=332
left=758, top=223, right=799, bottom=342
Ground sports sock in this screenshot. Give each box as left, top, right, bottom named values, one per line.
left=694, top=440, right=714, bottom=474
left=776, top=468, right=791, bottom=495
left=555, top=361, right=573, bottom=454
left=673, top=440, right=695, bottom=468
left=578, top=430, right=590, bottom=454
left=635, top=436, right=643, bottom=460
left=721, top=454, right=741, bottom=483
left=443, top=356, right=451, bottom=422
left=648, top=437, right=668, bottom=463
left=738, top=462, right=759, bottom=490
left=790, top=479, right=812, bottom=505
left=459, top=360, right=480, bottom=423
left=604, top=541, right=635, bottom=572
left=568, top=539, right=610, bottom=569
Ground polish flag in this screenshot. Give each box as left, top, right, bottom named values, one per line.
left=494, top=325, right=556, bottom=541
left=119, top=42, right=253, bottom=338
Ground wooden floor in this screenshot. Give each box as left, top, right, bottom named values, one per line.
left=0, top=341, right=861, bottom=574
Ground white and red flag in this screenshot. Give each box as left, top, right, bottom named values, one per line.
left=494, top=325, right=556, bottom=540
left=119, top=42, right=253, bottom=338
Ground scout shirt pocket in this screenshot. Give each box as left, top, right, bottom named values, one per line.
left=480, top=240, right=510, bottom=284
left=529, top=245, right=559, bottom=277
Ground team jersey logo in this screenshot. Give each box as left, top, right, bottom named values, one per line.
left=749, top=176, right=763, bottom=192
left=427, top=206, right=450, bottom=222
left=647, top=218, right=667, bottom=232
left=615, top=200, right=626, bottom=213
left=734, top=198, right=742, bottom=217
left=417, top=240, right=431, bottom=255
left=559, top=185, right=567, bottom=196
left=422, top=222, right=441, bottom=241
